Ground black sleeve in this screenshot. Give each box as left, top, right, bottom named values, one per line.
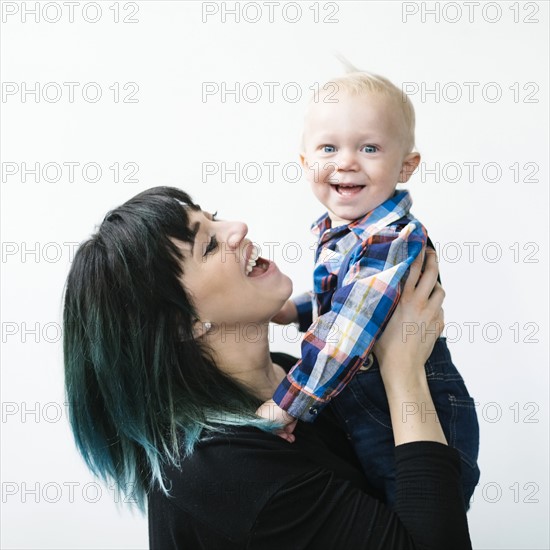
left=393, top=442, right=471, bottom=549
left=250, top=442, right=472, bottom=550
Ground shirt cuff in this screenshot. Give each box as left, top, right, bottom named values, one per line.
left=291, top=292, right=314, bottom=333
left=273, top=376, right=329, bottom=422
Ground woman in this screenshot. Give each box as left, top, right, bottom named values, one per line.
left=63, top=186, right=472, bottom=549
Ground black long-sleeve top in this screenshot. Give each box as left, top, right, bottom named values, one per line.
left=148, top=353, right=472, bottom=549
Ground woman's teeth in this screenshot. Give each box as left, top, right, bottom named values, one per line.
left=246, top=245, right=259, bottom=275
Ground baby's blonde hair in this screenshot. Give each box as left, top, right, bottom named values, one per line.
left=307, top=56, right=416, bottom=153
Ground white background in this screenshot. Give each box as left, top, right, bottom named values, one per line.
left=1, top=1, right=548, bottom=548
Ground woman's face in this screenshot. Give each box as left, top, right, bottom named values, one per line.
left=175, top=209, right=293, bottom=328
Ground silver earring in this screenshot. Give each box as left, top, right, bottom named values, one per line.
left=192, top=320, right=212, bottom=339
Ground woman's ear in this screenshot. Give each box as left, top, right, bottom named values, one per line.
left=300, top=153, right=308, bottom=169
left=399, top=152, right=421, bottom=183
left=192, top=320, right=212, bottom=339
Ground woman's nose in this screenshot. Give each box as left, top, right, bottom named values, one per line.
left=223, top=221, right=249, bottom=249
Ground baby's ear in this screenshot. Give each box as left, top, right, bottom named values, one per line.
left=299, top=153, right=308, bottom=168
left=399, top=152, right=421, bottom=183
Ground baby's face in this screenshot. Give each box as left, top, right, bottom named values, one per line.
left=302, top=91, right=413, bottom=226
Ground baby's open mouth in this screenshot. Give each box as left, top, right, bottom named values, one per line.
left=331, top=184, right=365, bottom=196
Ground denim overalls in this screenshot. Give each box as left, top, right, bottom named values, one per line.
left=329, top=239, right=480, bottom=510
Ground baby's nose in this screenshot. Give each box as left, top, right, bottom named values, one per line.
left=336, top=151, right=357, bottom=170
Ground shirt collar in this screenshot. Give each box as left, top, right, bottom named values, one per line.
left=311, top=212, right=333, bottom=239
left=311, top=190, right=413, bottom=242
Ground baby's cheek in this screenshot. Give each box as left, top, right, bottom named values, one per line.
left=306, top=168, right=325, bottom=188
left=324, top=167, right=338, bottom=183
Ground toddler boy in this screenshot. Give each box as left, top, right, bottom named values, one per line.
left=262, top=68, right=480, bottom=509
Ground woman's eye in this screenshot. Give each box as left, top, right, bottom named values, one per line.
left=361, top=145, right=377, bottom=153
left=204, top=235, right=219, bottom=256
left=322, top=145, right=336, bottom=153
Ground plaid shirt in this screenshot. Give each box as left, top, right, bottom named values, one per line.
left=272, top=190, right=428, bottom=421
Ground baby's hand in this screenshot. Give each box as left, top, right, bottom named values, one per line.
left=271, top=300, right=298, bottom=325
left=255, top=399, right=298, bottom=443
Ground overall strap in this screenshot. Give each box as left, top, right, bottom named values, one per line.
left=427, top=236, right=442, bottom=284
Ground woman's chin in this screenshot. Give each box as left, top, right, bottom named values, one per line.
left=267, top=269, right=293, bottom=296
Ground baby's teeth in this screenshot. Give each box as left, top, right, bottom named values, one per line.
left=250, top=246, right=259, bottom=261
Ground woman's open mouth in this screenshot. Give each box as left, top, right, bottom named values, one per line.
left=245, top=245, right=272, bottom=277
left=246, top=256, right=270, bottom=277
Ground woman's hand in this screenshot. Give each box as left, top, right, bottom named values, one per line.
left=373, top=248, right=448, bottom=446
left=374, top=248, right=444, bottom=389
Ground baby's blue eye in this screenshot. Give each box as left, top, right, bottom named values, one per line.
left=361, top=145, right=377, bottom=153
left=322, top=145, right=336, bottom=153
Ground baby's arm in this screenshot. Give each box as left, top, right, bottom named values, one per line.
left=271, top=291, right=314, bottom=330
left=272, top=221, right=427, bottom=422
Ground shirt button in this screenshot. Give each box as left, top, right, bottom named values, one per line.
left=359, top=353, right=374, bottom=372
left=309, top=407, right=318, bottom=416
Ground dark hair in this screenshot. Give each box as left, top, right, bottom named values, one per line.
left=63, top=186, right=278, bottom=512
